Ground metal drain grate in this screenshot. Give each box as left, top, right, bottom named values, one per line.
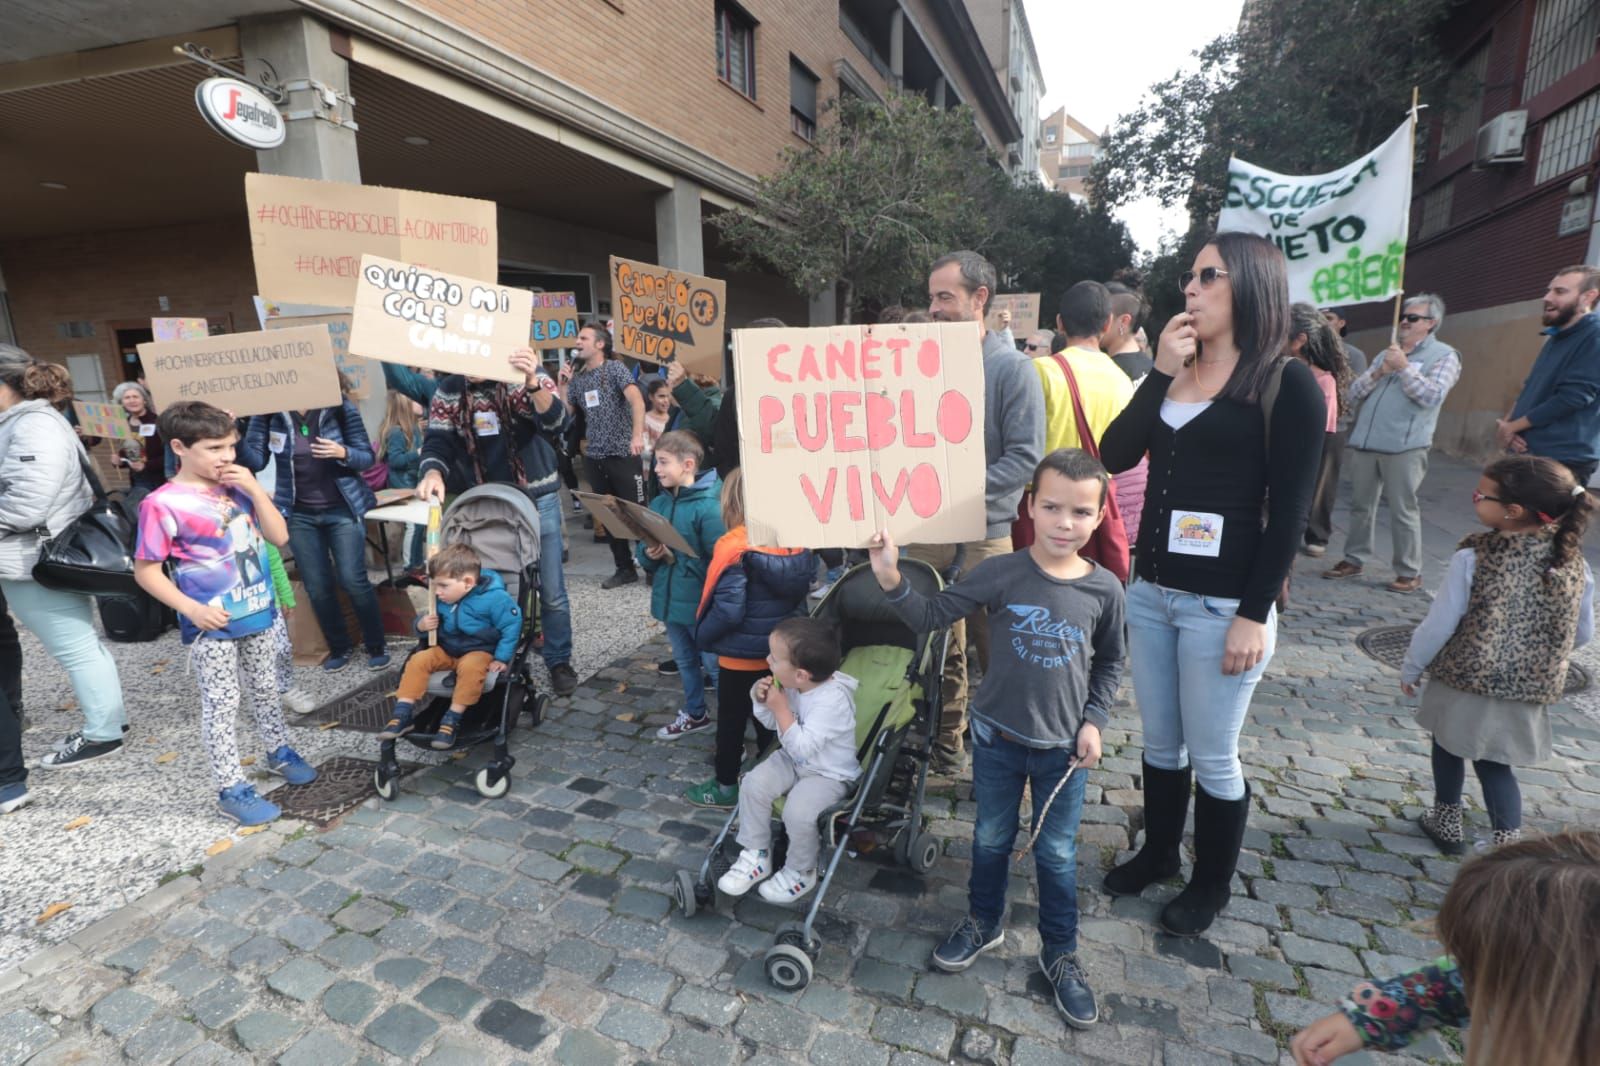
left=273, top=756, right=418, bottom=826
left=306, top=666, right=404, bottom=733
left=1356, top=625, right=1590, bottom=695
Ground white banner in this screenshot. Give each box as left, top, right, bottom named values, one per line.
left=1218, top=120, right=1413, bottom=307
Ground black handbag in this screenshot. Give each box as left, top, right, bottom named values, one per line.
left=31, top=450, right=142, bottom=598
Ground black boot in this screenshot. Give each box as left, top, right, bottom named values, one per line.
left=1160, top=782, right=1250, bottom=937
left=1103, top=761, right=1192, bottom=897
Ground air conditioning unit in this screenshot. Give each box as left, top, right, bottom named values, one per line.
left=1475, top=110, right=1527, bottom=165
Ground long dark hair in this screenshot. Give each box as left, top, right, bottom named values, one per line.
left=1484, top=455, right=1596, bottom=573
left=1289, top=302, right=1352, bottom=417
left=1205, top=232, right=1292, bottom=405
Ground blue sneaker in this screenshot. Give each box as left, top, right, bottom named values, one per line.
left=217, top=784, right=281, bottom=826
left=367, top=652, right=392, bottom=670
left=931, top=915, right=1003, bottom=972
left=0, top=782, right=32, bottom=815
left=266, top=746, right=318, bottom=786
left=323, top=654, right=351, bottom=673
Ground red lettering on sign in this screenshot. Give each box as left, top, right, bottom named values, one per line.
left=793, top=394, right=827, bottom=451
left=860, top=337, right=882, bottom=379
left=766, top=344, right=792, bottom=384
left=758, top=395, right=784, bottom=453
left=829, top=392, right=865, bottom=452
left=825, top=340, right=855, bottom=381
left=797, top=345, right=823, bottom=382
left=846, top=466, right=866, bottom=521
left=937, top=390, right=973, bottom=443
left=916, top=338, right=941, bottom=378
left=900, top=391, right=935, bottom=447
left=884, top=337, right=910, bottom=376
left=872, top=469, right=910, bottom=514
left=864, top=392, right=897, bottom=449
left=800, top=469, right=837, bottom=523
left=909, top=463, right=942, bottom=517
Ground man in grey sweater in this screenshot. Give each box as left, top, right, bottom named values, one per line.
left=914, top=250, right=1046, bottom=774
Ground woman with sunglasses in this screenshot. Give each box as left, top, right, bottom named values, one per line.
left=1099, top=232, right=1326, bottom=937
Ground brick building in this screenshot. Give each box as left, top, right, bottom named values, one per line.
left=967, top=0, right=1045, bottom=185
left=0, top=0, right=1024, bottom=402
left=1344, top=0, right=1600, bottom=460
left=1038, top=106, right=1102, bottom=200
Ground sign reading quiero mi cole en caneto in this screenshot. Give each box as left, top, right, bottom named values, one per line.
left=1217, top=119, right=1413, bottom=307
left=735, top=322, right=986, bottom=549
left=347, top=255, right=534, bottom=385
left=246, top=173, right=498, bottom=307
left=138, top=324, right=342, bottom=418
left=608, top=256, right=727, bottom=380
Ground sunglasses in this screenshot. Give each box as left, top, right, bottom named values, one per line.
left=1472, top=490, right=1504, bottom=504
left=1024, top=342, right=1046, bottom=351
left=1179, top=267, right=1230, bottom=291
left=1399, top=313, right=1435, bottom=324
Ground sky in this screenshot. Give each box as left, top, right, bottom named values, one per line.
left=1025, top=0, right=1248, bottom=256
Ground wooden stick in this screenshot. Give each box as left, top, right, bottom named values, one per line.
left=425, top=502, right=442, bottom=647
left=1390, top=85, right=1421, bottom=347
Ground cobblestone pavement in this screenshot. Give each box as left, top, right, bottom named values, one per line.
left=2, top=454, right=1598, bottom=1065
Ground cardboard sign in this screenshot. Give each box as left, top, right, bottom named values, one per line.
left=530, top=291, right=581, bottom=349
left=735, top=323, right=986, bottom=548
left=987, top=294, right=1040, bottom=337
left=152, top=317, right=208, bottom=342
left=608, top=256, right=727, bottom=379
left=138, top=324, right=342, bottom=418
left=347, top=255, right=534, bottom=385
left=573, top=491, right=699, bottom=557
left=246, top=173, right=498, bottom=306
left=72, top=401, right=138, bottom=441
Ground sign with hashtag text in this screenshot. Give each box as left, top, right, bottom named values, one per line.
left=246, top=173, right=498, bottom=307
left=138, top=324, right=343, bottom=418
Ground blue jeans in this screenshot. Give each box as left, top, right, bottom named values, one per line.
left=1125, top=579, right=1276, bottom=800
left=288, top=509, right=386, bottom=657
left=969, top=716, right=1086, bottom=955
left=533, top=492, right=572, bottom=668
left=0, top=579, right=127, bottom=742
left=665, top=621, right=718, bottom=718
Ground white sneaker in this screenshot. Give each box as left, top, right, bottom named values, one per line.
left=281, top=688, right=318, bottom=715
left=758, top=867, right=817, bottom=904
left=716, top=848, right=771, bottom=896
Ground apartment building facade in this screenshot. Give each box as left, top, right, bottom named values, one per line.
left=1039, top=106, right=1102, bottom=200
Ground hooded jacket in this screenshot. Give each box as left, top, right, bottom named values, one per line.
left=636, top=468, right=725, bottom=625
left=754, top=672, right=861, bottom=783
left=237, top=403, right=377, bottom=519
left=0, top=400, right=95, bottom=581
left=695, top=528, right=814, bottom=661
left=426, top=568, right=523, bottom=663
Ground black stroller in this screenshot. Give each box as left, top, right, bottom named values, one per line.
left=373, top=484, right=549, bottom=801
left=670, top=560, right=949, bottom=991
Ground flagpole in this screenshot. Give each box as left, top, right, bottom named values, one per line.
left=1390, top=85, right=1420, bottom=346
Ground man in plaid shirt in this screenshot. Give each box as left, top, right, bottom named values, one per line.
left=1323, top=293, right=1460, bottom=594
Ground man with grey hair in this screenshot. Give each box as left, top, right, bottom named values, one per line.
left=1324, top=293, right=1461, bottom=593
left=1022, top=329, right=1056, bottom=357
left=915, top=250, right=1045, bottom=774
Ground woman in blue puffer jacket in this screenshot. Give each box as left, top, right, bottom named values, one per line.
left=685, top=469, right=815, bottom=808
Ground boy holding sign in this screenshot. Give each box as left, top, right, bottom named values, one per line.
left=867, top=448, right=1125, bottom=1031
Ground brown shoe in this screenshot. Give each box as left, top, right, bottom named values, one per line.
left=1388, top=575, right=1424, bottom=593
left=1322, top=561, right=1363, bottom=580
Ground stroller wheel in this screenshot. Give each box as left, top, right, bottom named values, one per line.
left=373, top=768, right=397, bottom=802
left=474, top=766, right=511, bottom=799
left=764, top=944, right=813, bottom=992
left=909, top=832, right=941, bottom=873
left=774, top=921, right=819, bottom=958
left=673, top=869, right=698, bottom=918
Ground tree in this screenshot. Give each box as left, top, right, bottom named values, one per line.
left=1001, top=185, right=1138, bottom=332
left=713, top=91, right=1131, bottom=323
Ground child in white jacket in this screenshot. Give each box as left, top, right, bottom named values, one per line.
left=718, top=616, right=859, bottom=904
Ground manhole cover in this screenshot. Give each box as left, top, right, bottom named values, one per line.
left=1356, top=625, right=1590, bottom=695
left=274, top=756, right=419, bottom=826
left=306, top=665, right=404, bottom=733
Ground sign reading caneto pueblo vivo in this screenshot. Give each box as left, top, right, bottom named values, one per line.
left=246, top=173, right=498, bottom=307
left=138, top=324, right=342, bottom=418
left=608, top=256, right=727, bottom=380
left=347, top=255, right=534, bottom=385
left=735, top=322, right=986, bottom=549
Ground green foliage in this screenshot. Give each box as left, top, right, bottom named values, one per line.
left=713, top=91, right=1133, bottom=323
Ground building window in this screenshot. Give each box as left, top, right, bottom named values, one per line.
left=1535, top=89, right=1600, bottom=184
left=790, top=58, right=819, bottom=140
left=1524, top=0, right=1600, bottom=100
left=1066, top=142, right=1097, bottom=159
left=1438, top=41, right=1490, bottom=157
left=1059, top=163, right=1092, bottom=180
left=716, top=1, right=757, bottom=99
left=1418, top=181, right=1454, bottom=239
left=1044, top=126, right=1057, bottom=143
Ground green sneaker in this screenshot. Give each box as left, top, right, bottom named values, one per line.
left=685, top=779, right=739, bottom=809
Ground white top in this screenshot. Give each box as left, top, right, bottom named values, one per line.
left=1160, top=398, right=1212, bottom=430
left=1401, top=548, right=1594, bottom=684
left=753, top=672, right=861, bottom=783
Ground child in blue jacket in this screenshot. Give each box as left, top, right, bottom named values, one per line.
left=378, top=543, right=521, bottom=749
left=640, top=431, right=725, bottom=740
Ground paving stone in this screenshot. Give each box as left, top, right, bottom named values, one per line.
left=373, top=917, right=433, bottom=952
left=227, top=935, right=289, bottom=971
left=851, top=959, right=917, bottom=999
left=190, top=977, right=251, bottom=1030
left=232, top=1010, right=302, bottom=1055
left=614, top=885, right=671, bottom=920
left=735, top=1002, right=816, bottom=1050
left=0, top=1009, right=55, bottom=1065
left=1154, top=933, right=1225, bottom=970
left=566, top=844, right=625, bottom=874
left=170, top=1041, right=249, bottom=1066
left=276, top=1029, right=359, bottom=1066
left=1225, top=953, right=1299, bottom=990
left=658, top=1028, right=742, bottom=1066
left=478, top=950, right=545, bottom=997
left=596, top=1003, right=671, bottom=1051
left=912, top=971, right=988, bottom=1016
left=545, top=938, right=615, bottom=980
left=1249, top=880, right=1323, bottom=908
left=1287, top=908, right=1367, bottom=946
left=602, top=957, right=677, bottom=1007
left=809, top=1030, right=891, bottom=1066
left=104, top=937, right=163, bottom=974
left=333, top=899, right=397, bottom=935
left=373, top=956, right=430, bottom=989
left=669, top=984, right=743, bottom=1027
left=555, top=1029, right=622, bottom=1066
left=1265, top=992, right=1330, bottom=1029
left=322, top=980, right=381, bottom=1026
left=417, top=1041, right=487, bottom=1066
left=474, top=999, right=548, bottom=1053
left=594, top=915, right=670, bottom=953
left=417, top=976, right=483, bottom=1019
left=363, top=1004, right=440, bottom=1059
left=90, top=988, right=158, bottom=1038
left=871, top=1006, right=955, bottom=1059
left=1199, top=1024, right=1280, bottom=1063
left=266, top=957, right=336, bottom=1002
left=1103, top=993, right=1185, bottom=1037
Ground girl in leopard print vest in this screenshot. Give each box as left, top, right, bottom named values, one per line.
left=1402, top=456, right=1595, bottom=853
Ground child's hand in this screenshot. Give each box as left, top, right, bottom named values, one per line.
left=766, top=684, right=789, bottom=715
left=752, top=676, right=773, bottom=703
left=217, top=464, right=259, bottom=492
left=1401, top=680, right=1417, bottom=698
left=645, top=543, right=674, bottom=563
left=489, top=660, right=507, bottom=673
left=867, top=528, right=901, bottom=590
left=417, top=613, right=439, bottom=632
left=1075, top=722, right=1102, bottom=770
left=1289, top=1012, right=1362, bottom=1065
left=186, top=602, right=232, bottom=631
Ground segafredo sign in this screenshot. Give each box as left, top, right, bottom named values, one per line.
left=195, top=77, right=285, bottom=150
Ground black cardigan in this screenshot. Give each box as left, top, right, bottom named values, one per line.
left=1101, top=361, right=1325, bottom=622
